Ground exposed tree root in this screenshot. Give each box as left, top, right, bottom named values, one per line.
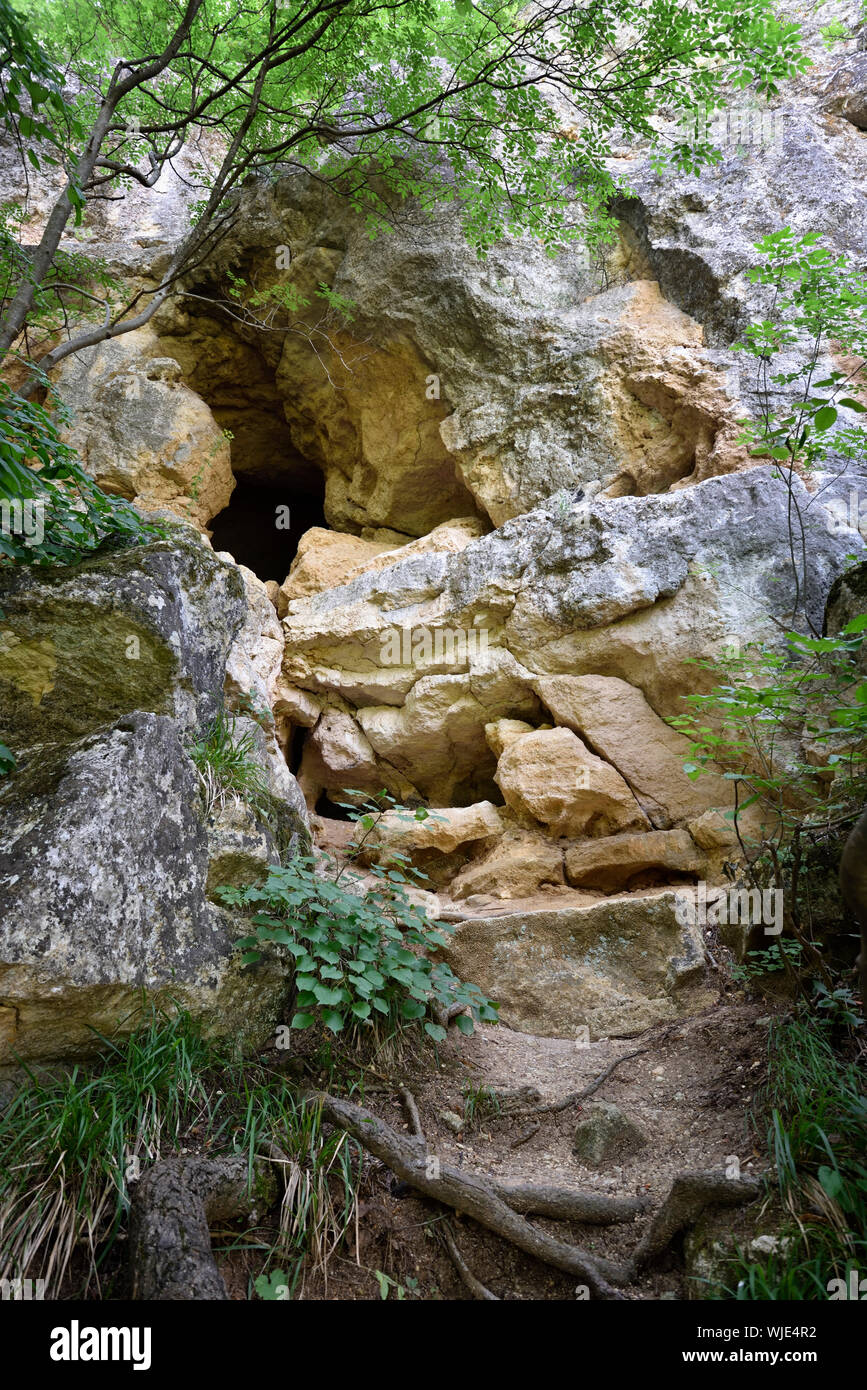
left=307, top=1089, right=760, bottom=1299
left=627, top=1170, right=762, bottom=1277
left=129, top=1155, right=274, bottom=1300
left=439, top=1220, right=500, bottom=1300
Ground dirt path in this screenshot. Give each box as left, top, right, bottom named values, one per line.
left=279, top=995, right=781, bottom=1301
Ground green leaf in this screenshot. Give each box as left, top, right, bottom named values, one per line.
left=322, top=1010, right=345, bottom=1033
left=455, top=1014, right=475, bottom=1035
left=290, top=1012, right=315, bottom=1029
left=813, top=405, right=838, bottom=431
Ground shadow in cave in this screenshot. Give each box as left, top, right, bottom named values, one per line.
left=209, top=473, right=327, bottom=584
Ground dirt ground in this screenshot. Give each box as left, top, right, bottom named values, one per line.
left=218, top=990, right=785, bottom=1301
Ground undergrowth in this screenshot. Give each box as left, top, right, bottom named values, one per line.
left=0, top=1007, right=362, bottom=1299
left=708, top=1013, right=867, bottom=1299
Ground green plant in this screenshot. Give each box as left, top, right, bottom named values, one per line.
left=373, top=1268, right=417, bottom=1299
left=730, top=940, right=804, bottom=984
left=0, top=383, right=158, bottom=565
left=0, top=1007, right=363, bottom=1299
left=186, top=711, right=272, bottom=821
left=219, top=793, right=498, bottom=1045
left=0, top=1006, right=215, bottom=1296
left=819, top=18, right=850, bottom=46
left=734, top=229, right=867, bottom=633
left=221, top=849, right=497, bottom=1044
left=811, top=979, right=863, bottom=1028
left=669, top=615, right=867, bottom=991
left=462, top=1082, right=502, bottom=1128
left=708, top=1013, right=867, bottom=1299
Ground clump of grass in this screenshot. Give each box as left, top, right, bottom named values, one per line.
left=0, top=1007, right=361, bottom=1298
left=709, top=1013, right=867, bottom=1299
left=187, top=710, right=272, bottom=821
left=0, top=1007, right=214, bottom=1296
left=462, top=1082, right=501, bottom=1129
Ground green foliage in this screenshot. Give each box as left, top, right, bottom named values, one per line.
left=186, top=711, right=272, bottom=821
left=0, top=382, right=158, bottom=565
left=708, top=1014, right=867, bottom=1300
left=219, top=795, right=498, bottom=1043
left=373, top=1269, right=417, bottom=1299
left=0, top=741, right=14, bottom=776
left=0, top=0, right=80, bottom=171
left=254, top=1269, right=290, bottom=1300
left=730, top=940, right=803, bottom=984
left=22, top=0, right=807, bottom=257
left=0, top=1007, right=362, bottom=1298
left=670, top=618, right=867, bottom=837
left=462, top=1082, right=501, bottom=1129
left=734, top=229, right=867, bottom=628
left=0, top=1007, right=215, bottom=1294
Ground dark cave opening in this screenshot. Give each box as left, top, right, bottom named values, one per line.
left=208, top=473, right=327, bottom=584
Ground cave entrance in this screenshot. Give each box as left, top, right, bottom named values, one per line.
left=208, top=472, right=327, bottom=585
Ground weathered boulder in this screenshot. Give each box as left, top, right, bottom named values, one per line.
left=0, top=530, right=244, bottom=751
left=534, top=674, right=734, bottom=828
left=51, top=327, right=234, bottom=528
left=450, top=828, right=565, bottom=900
left=365, top=800, right=505, bottom=858
left=0, top=711, right=287, bottom=1062
left=564, top=829, right=705, bottom=892
left=494, top=726, right=651, bottom=839
left=0, top=535, right=309, bottom=1062
left=572, top=1102, right=648, bottom=1168
left=439, top=890, right=714, bottom=1038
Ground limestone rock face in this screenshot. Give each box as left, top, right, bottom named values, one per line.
left=564, top=829, right=705, bottom=892
left=534, top=674, right=733, bottom=828
left=278, top=517, right=485, bottom=610
left=51, top=327, right=234, bottom=528
left=439, top=891, right=714, bottom=1038
left=821, top=54, right=867, bottom=130
left=450, top=828, right=565, bottom=901
left=280, top=469, right=859, bottom=824
left=0, top=535, right=309, bottom=1062
left=494, top=727, right=651, bottom=838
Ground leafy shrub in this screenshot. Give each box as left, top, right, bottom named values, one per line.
left=218, top=797, right=498, bottom=1043
left=709, top=1014, right=867, bottom=1300
left=0, top=383, right=157, bottom=565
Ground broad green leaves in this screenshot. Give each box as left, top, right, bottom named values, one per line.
left=221, top=827, right=498, bottom=1042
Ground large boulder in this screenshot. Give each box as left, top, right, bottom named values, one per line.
left=494, top=726, right=651, bottom=839
left=0, top=534, right=309, bottom=1062
left=534, top=674, right=734, bottom=828
left=51, top=327, right=234, bottom=528
left=439, top=890, right=714, bottom=1038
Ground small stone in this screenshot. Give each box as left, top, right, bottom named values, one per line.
left=439, top=1109, right=465, bottom=1134
left=572, top=1101, right=648, bottom=1168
